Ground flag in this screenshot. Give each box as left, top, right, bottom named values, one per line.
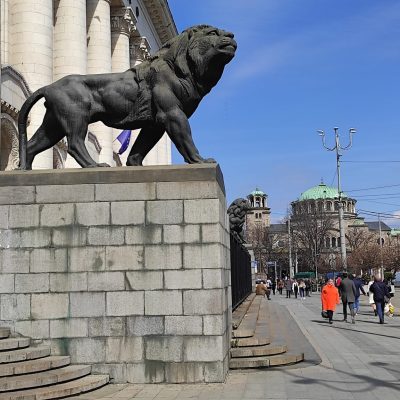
left=116, top=130, right=131, bottom=155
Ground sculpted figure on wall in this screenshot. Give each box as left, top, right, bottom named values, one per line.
left=18, top=25, right=237, bottom=169
left=227, top=198, right=249, bottom=243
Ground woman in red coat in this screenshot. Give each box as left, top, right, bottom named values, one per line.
left=321, top=279, right=340, bottom=324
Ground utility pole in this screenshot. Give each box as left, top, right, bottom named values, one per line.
left=318, top=127, right=356, bottom=271
left=288, top=213, right=293, bottom=278
left=378, top=213, right=384, bottom=279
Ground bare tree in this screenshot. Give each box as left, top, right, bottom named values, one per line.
left=290, top=201, right=335, bottom=273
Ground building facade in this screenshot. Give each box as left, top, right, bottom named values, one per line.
left=1, top=0, right=177, bottom=170
left=245, top=183, right=398, bottom=275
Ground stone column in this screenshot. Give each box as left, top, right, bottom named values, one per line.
left=1, top=0, right=9, bottom=64
left=10, top=0, right=54, bottom=169
left=86, top=0, right=113, bottom=166
left=111, top=7, right=136, bottom=72
left=53, top=0, right=87, bottom=168
left=110, top=7, right=136, bottom=165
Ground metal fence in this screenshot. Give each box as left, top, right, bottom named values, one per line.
left=230, top=233, right=252, bottom=310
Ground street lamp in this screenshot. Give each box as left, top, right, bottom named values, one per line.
left=317, top=127, right=356, bottom=272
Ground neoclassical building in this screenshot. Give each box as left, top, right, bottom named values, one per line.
left=0, top=0, right=177, bottom=170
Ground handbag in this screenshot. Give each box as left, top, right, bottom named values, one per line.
left=321, top=310, right=329, bottom=319
left=384, top=295, right=390, bottom=303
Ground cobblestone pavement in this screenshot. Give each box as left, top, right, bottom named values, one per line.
left=74, top=293, right=399, bottom=400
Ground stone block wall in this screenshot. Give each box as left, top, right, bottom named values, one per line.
left=0, top=165, right=231, bottom=383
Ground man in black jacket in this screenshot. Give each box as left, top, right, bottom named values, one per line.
left=369, top=275, right=390, bottom=324
left=339, top=272, right=357, bottom=323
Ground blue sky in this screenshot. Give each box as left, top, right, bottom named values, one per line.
left=167, top=0, right=400, bottom=226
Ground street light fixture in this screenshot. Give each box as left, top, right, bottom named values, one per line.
left=317, top=127, right=356, bottom=272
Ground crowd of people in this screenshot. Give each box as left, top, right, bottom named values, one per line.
left=255, top=273, right=395, bottom=325
left=321, top=273, right=394, bottom=325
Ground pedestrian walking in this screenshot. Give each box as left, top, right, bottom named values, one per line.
left=352, top=274, right=366, bottom=315
left=292, top=279, right=299, bottom=299
left=305, top=279, right=311, bottom=296
left=339, top=272, right=357, bottom=323
left=369, top=275, right=391, bottom=324
left=271, top=280, right=276, bottom=295
left=367, top=277, right=377, bottom=316
left=299, top=280, right=306, bottom=300
left=285, top=278, right=293, bottom=298
left=265, top=278, right=272, bottom=300
left=278, top=280, right=284, bottom=295
left=321, top=279, right=340, bottom=324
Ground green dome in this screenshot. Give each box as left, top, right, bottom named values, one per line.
left=250, top=187, right=266, bottom=197
left=299, top=183, right=347, bottom=201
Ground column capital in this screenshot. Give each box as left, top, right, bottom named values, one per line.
left=130, top=36, right=151, bottom=63
left=111, top=7, right=137, bottom=37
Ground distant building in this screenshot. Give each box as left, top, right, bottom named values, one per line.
left=1, top=0, right=177, bottom=170
left=244, top=182, right=396, bottom=274
left=245, top=188, right=271, bottom=229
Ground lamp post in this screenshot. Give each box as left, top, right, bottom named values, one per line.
left=317, top=127, right=356, bottom=272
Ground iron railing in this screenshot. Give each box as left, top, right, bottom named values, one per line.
left=230, top=233, right=252, bottom=310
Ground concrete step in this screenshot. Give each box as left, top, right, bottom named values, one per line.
left=0, top=374, right=109, bottom=400
left=0, top=338, right=30, bottom=352
left=0, top=347, right=50, bottom=364
left=232, top=295, right=262, bottom=338
left=0, top=365, right=91, bottom=392
left=231, top=336, right=270, bottom=348
left=229, top=352, right=304, bottom=369
left=0, top=329, right=10, bottom=340
left=0, top=356, right=71, bottom=378
left=231, top=344, right=287, bottom=358
left=232, top=293, right=256, bottom=329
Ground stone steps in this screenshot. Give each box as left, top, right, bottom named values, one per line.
left=230, top=294, right=304, bottom=370
left=231, top=336, right=270, bottom=348
left=0, top=375, right=109, bottom=400
left=0, top=365, right=92, bottom=392
left=0, top=356, right=71, bottom=377
left=0, top=327, right=109, bottom=399
left=0, top=347, right=51, bottom=364
left=0, top=330, right=10, bottom=340
left=231, top=344, right=287, bottom=358
left=0, top=338, right=30, bottom=352
left=232, top=293, right=256, bottom=329
left=232, top=295, right=262, bottom=338
left=230, top=353, right=304, bottom=369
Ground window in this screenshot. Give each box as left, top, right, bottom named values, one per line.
left=326, top=201, right=332, bottom=211
left=332, top=237, right=336, bottom=247
left=325, top=237, right=330, bottom=248
left=334, top=202, right=339, bottom=211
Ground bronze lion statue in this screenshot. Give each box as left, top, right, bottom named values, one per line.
left=18, top=25, right=237, bottom=169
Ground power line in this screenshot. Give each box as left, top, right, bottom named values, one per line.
left=342, top=160, right=400, bottom=163
left=345, top=183, right=400, bottom=193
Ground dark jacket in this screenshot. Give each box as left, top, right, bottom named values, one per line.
left=369, top=281, right=390, bottom=302
left=339, top=277, right=357, bottom=303
left=353, top=278, right=366, bottom=297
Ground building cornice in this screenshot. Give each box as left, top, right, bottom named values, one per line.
left=142, top=0, right=178, bottom=45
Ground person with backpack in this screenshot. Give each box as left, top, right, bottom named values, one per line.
left=369, top=275, right=391, bottom=324
left=352, top=274, right=366, bottom=315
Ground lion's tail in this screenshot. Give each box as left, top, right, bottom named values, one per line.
left=18, top=88, right=45, bottom=170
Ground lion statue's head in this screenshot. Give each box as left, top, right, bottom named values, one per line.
left=154, top=25, right=237, bottom=94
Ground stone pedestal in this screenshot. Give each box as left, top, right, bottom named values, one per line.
left=0, top=164, right=231, bottom=383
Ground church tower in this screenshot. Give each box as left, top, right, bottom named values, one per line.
left=246, top=188, right=271, bottom=229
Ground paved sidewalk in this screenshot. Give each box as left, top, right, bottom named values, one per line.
left=74, top=294, right=400, bottom=400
